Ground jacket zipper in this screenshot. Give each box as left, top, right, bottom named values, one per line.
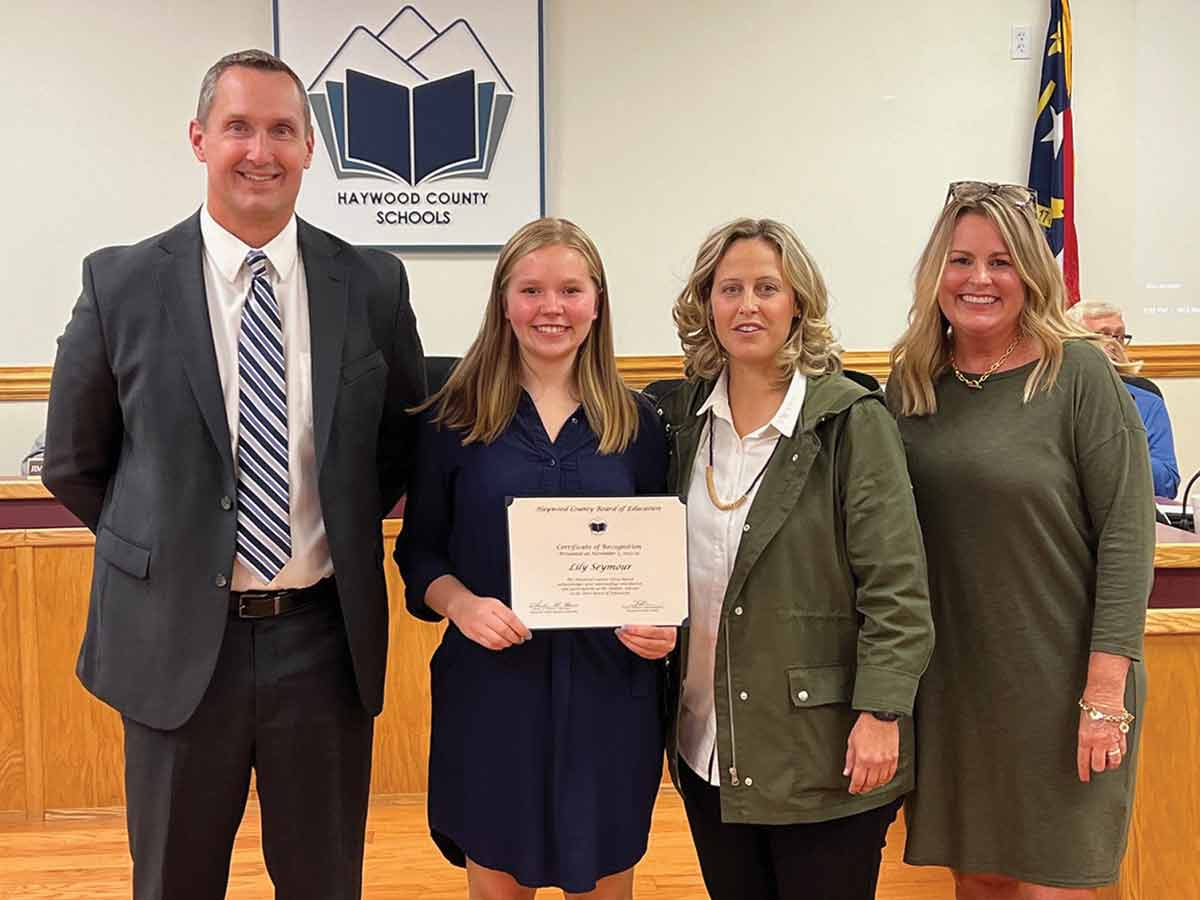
left=724, top=614, right=739, bottom=785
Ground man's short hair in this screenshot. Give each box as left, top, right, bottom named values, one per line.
left=1066, top=299, right=1124, bottom=324
left=195, top=49, right=311, bottom=134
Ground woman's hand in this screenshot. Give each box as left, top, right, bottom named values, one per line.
left=1077, top=651, right=1132, bottom=783
left=1077, top=705, right=1129, bottom=782
left=446, top=593, right=532, bottom=651
left=616, top=625, right=677, bottom=660
left=844, top=713, right=900, bottom=795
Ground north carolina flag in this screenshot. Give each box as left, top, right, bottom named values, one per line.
left=1028, top=0, right=1080, bottom=305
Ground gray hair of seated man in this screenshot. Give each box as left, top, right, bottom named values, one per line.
left=1066, top=299, right=1124, bottom=324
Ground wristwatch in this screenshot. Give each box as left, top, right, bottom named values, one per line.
left=869, top=711, right=902, bottom=722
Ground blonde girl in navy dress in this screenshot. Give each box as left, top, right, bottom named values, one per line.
left=396, top=218, right=675, bottom=899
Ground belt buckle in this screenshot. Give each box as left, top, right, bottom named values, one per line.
left=237, top=590, right=285, bottom=619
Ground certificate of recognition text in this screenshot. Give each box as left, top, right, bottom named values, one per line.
left=507, top=496, right=688, bottom=629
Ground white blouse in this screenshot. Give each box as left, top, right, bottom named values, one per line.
left=677, top=369, right=807, bottom=786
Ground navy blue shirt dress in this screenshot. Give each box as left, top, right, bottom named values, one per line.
left=395, top=391, right=668, bottom=892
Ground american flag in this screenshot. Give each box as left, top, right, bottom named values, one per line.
left=1028, top=0, right=1079, bottom=305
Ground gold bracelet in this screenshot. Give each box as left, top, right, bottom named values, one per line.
left=1078, top=698, right=1135, bottom=733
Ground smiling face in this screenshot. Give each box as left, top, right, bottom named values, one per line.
left=503, top=244, right=599, bottom=369
left=709, top=237, right=797, bottom=373
left=188, top=66, right=313, bottom=246
left=937, top=212, right=1027, bottom=347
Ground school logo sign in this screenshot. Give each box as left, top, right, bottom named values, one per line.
left=275, top=1, right=544, bottom=248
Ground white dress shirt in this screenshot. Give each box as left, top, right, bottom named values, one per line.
left=199, top=207, right=332, bottom=591
left=678, top=368, right=807, bottom=785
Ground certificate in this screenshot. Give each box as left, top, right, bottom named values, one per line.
left=507, top=496, right=688, bottom=629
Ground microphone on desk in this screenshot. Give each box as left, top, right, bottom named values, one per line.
left=1179, top=469, right=1200, bottom=533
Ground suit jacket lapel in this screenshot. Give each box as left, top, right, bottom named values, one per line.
left=156, top=212, right=235, bottom=476
left=299, top=219, right=347, bottom=471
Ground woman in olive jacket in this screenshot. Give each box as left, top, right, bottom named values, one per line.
left=645, top=218, right=934, bottom=900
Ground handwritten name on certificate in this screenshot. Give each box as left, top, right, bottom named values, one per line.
left=507, top=497, right=688, bottom=629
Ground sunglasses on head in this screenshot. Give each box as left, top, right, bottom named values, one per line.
left=945, top=181, right=1037, bottom=210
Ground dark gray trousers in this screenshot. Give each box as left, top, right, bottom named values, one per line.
left=122, top=595, right=374, bottom=900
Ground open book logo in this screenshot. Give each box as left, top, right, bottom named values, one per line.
left=306, top=5, right=514, bottom=186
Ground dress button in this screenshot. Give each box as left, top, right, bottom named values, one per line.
left=797, top=690, right=809, bottom=702
left=734, top=606, right=743, bottom=616
left=220, top=495, right=232, bottom=510
left=744, top=776, right=753, bottom=786
left=743, top=524, right=750, bottom=533
left=214, top=574, right=228, bottom=588
left=739, top=691, right=749, bottom=701
left=657, top=408, right=664, bottom=416
left=791, top=453, right=799, bottom=462
left=571, top=417, right=578, bottom=424
left=548, top=458, right=557, bottom=467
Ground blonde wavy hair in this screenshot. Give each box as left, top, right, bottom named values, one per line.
left=672, top=218, right=842, bottom=386
left=890, top=190, right=1116, bottom=416
left=419, top=217, right=638, bottom=453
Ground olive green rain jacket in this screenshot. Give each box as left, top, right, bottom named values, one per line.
left=645, top=372, right=934, bottom=824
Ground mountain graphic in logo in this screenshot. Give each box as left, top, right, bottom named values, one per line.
left=306, top=5, right=513, bottom=186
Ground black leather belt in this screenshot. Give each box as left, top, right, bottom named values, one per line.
left=229, top=577, right=334, bottom=619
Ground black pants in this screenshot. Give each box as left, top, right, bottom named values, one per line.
left=122, top=594, right=374, bottom=900
left=678, top=761, right=901, bottom=900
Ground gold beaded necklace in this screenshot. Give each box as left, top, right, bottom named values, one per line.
left=704, top=411, right=781, bottom=511
left=950, top=331, right=1024, bottom=390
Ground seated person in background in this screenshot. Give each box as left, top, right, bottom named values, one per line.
left=1067, top=300, right=1180, bottom=498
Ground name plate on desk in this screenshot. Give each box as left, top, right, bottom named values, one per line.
left=507, top=496, right=688, bottom=629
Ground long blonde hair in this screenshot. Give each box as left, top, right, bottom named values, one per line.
left=890, top=192, right=1114, bottom=416
left=419, top=217, right=638, bottom=453
left=672, top=218, right=842, bottom=386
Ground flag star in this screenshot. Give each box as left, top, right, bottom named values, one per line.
left=1039, top=106, right=1065, bottom=157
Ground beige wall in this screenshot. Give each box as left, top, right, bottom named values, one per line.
left=1, top=0, right=1196, bottom=488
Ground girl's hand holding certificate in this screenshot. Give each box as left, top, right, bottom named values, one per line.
left=616, top=625, right=677, bottom=660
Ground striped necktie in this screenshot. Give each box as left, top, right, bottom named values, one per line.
left=235, top=250, right=292, bottom=583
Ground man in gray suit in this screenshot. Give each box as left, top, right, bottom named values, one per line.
left=43, top=49, right=425, bottom=899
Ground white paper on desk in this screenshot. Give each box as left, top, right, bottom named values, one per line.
left=507, top=496, right=688, bottom=629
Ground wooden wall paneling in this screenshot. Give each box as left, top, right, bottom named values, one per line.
left=0, top=546, right=27, bottom=816
left=23, top=528, right=95, bottom=548
left=370, top=520, right=445, bottom=795
left=0, top=367, right=53, bottom=402
left=1132, top=343, right=1200, bottom=378
left=1110, top=631, right=1200, bottom=900
left=1151, top=544, right=1200, bottom=569
left=16, top=545, right=43, bottom=822
left=0, top=481, right=51, bottom=501
left=5, top=346, right=1198, bottom=403
left=34, top=545, right=124, bottom=810
left=1144, top=608, right=1200, bottom=635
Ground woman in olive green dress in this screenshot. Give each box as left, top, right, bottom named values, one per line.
left=887, top=182, right=1155, bottom=899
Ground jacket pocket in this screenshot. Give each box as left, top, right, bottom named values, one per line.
left=96, top=526, right=150, bottom=579
left=341, top=349, right=385, bottom=386
left=787, top=664, right=852, bottom=708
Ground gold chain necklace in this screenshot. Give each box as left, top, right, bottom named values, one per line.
left=950, top=331, right=1024, bottom=390
left=704, top=411, right=781, bottom=511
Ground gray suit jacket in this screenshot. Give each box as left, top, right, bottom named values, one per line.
left=44, top=212, right=425, bottom=729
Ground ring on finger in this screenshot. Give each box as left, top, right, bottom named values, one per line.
left=1106, top=748, right=1121, bottom=757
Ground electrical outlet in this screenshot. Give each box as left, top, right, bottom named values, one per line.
left=1011, top=24, right=1033, bottom=60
